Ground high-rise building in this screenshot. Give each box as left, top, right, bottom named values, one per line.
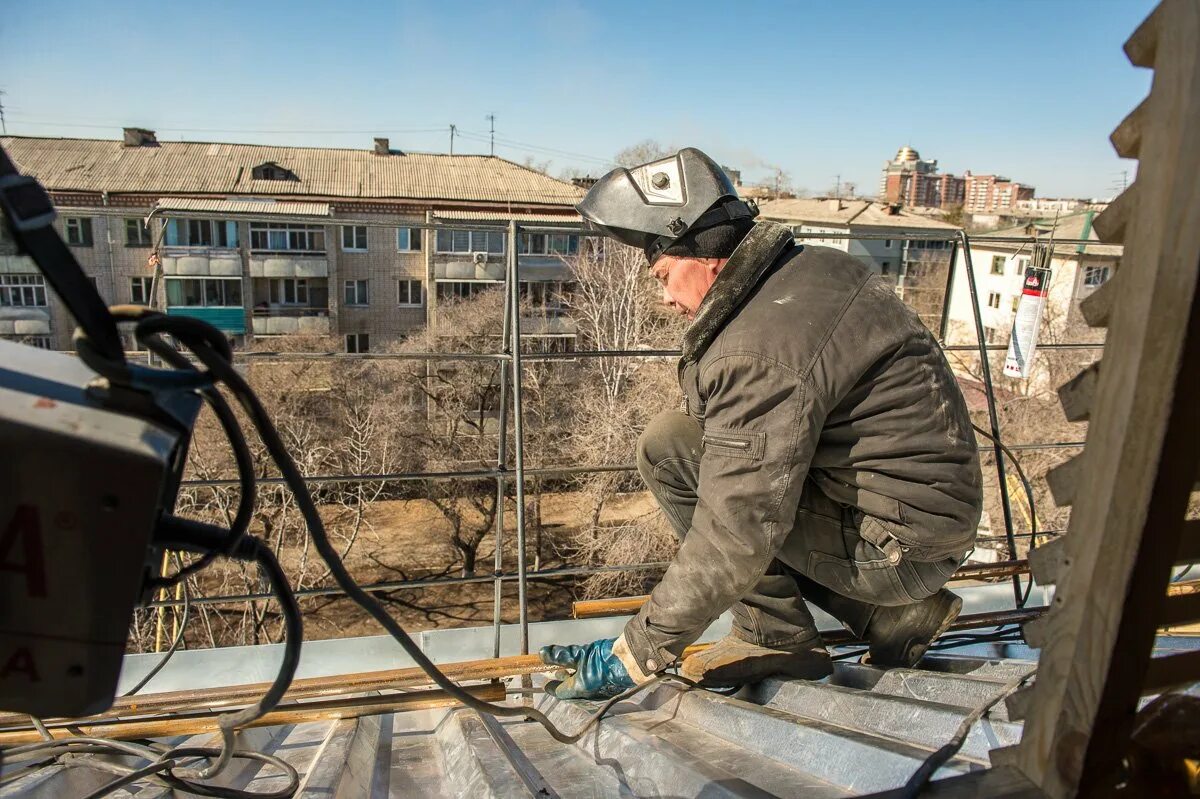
left=878, top=147, right=965, bottom=209
left=962, top=172, right=1035, bottom=213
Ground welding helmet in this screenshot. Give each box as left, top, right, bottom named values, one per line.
left=576, top=147, right=757, bottom=265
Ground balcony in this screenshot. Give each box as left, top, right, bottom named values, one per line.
left=161, top=248, right=242, bottom=277
left=249, top=254, right=328, bottom=279
left=251, top=308, right=331, bottom=336
left=0, top=307, right=51, bottom=336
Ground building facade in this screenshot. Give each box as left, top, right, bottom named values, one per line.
left=878, top=146, right=966, bottom=209
left=0, top=131, right=584, bottom=353
left=943, top=211, right=1118, bottom=361
left=757, top=197, right=959, bottom=298
left=962, top=172, right=1035, bottom=214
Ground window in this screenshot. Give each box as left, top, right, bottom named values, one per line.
left=1018, top=257, right=1030, bottom=271
left=249, top=223, right=325, bottom=252
left=990, top=255, right=1006, bottom=275
left=166, top=219, right=238, bottom=248
left=65, top=217, right=93, bottom=247
left=396, top=228, right=422, bottom=252
left=436, top=281, right=492, bottom=301
left=344, top=279, right=369, bottom=306
left=881, top=262, right=891, bottom=276
left=1083, top=265, right=1111, bottom=287
left=987, top=292, right=1002, bottom=309
left=517, top=233, right=579, bottom=256
left=341, top=226, right=367, bottom=252
left=397, top=279, right=422, bottom=306
left=251, top=162, right=297, bottom=181
left=1012, top=296, right=1021, bottom=312
left=130, top=277, right=153, bottom=305
left=884, top=239, right=893, bottom=249
left=0, top=275, right=47, bottom=307
left=2, top=335, right=51, bottom=349
left=269, top=278, right=309, bottom=305
left=165, top=278, right=242, bottom=307
left=345, top=333, right=369, bottom=354
left=435, top=229, right=504, bottom=254
left=125, top=218, right=151, bottom=247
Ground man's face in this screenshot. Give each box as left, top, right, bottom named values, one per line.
left=650, top=255, right=725, bottom=319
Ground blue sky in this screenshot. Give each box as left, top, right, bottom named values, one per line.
left=1, top=0, right=1153, bottom=199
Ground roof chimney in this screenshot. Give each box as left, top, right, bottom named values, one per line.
left=886, top=203, right=902, bottom=216
left=373, top=137, right=390, bottom=156
left=123, top=127, right=157, bottom=147
left=827, top=198, right=843, bottom=212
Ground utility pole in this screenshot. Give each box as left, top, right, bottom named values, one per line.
left=0, top=91, right=7, bottom=135
left=449, top=124, right=456, bottom=155
left=485, top=114, right=495, bottom=156
left=835, top=174, right=841, bottom=200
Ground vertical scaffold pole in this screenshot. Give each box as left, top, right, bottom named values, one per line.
left=507, top=221, right=531, bottom=654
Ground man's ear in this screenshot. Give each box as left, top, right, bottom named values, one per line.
left=706, top=258, right=729, bottom=276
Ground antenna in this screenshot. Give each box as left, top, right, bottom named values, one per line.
left=0, top=91, right=7, bottom=135
left=835, top=174, right=841, bottom=200
left=449, top=124, right=457, bottom=155
left=485, top=114, right=495, bottom=156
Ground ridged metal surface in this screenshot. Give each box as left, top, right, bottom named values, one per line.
left=1, top=653, right=1044, bottom=798
left=0, top=136, right=585, bottom=205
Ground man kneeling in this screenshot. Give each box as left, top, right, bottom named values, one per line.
left=540, top=148, right=982, bottom=700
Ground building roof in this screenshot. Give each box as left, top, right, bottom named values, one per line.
left=430, top=209, right=580, bottom=224
left=975, top=211, right=1123, bottom=257
left=155, top=197, right=331, bottom=217
left=0, top=136, right=585, bottom=207
left=758, top=197, right=960, bottom=231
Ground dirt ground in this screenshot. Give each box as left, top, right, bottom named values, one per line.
left=180, top=489, right=663, bottom=648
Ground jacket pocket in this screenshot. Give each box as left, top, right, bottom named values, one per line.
left=701, top=429, right=766, bottom=460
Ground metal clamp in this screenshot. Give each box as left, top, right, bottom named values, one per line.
left=0, top=174, right=57, bottom=233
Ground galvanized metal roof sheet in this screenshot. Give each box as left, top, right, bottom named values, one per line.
left=0, top=136, right=586, bottom=206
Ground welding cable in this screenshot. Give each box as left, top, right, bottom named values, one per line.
left=2, top=540, right=302, bottom=798
left=971, top=423, right=1039, bottom=608
left=122, top=555, right=191, bottom=697
left=139, top=312, right=704, bottom=747
left=898, top=671, right=1034, bottom=797
left=80, top=758, right=178, bottom=799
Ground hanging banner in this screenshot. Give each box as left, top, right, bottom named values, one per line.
left=1003, top=266, right=1052, bottom=378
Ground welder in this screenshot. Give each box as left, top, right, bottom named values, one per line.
left=541, top=147, right=983, bottom=699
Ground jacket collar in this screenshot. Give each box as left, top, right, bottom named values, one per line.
left=680, top=220, right=795, bottom=364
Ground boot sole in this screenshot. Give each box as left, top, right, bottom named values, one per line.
left=864, top=592, right=963, bottom=668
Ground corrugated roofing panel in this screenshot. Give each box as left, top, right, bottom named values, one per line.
left=0, top=136, right=586, bottom=206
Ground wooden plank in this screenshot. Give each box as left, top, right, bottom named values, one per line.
left=1013, top=2, right=1200, bottom=794
left=1111, top=96, right=1150, bottom=158
left=1046, top=454, right=1084, bottom=507
left=1005, top=686, right=1037, bottom=722
left=1092, top=181, right=1136, bottom=243
left=1029, top=537, right=1069, bottom=586
left=0, top=682, right=507, bottom=745
left=1080, top=270, right=1120, bottom=327
left=1022, top=613, right=1054, bottom=649
left=1124, top=2, right=1162, bottom=67
left=1178, top=521, right=1200, bottom=563
left=1143, top=650, right=1200, bottom=692
left=1057, top=361, right=1101, bottom=422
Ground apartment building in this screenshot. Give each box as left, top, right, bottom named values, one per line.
left=943, top=211, right=1118, bottom=350
left=0, top=130, right=583, bottom=353
left=878, top=146, right=966, bottom=209
left=962, top=172, right=1035, bottom=214
left=757, top=197, right=960, bottom=295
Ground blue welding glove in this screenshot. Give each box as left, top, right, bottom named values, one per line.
left=539, top=637, right=636, bottom=700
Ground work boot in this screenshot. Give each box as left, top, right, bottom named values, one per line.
left=866, top=589, right=962, bottom=668
left=680, top=634, right=833, bottom=687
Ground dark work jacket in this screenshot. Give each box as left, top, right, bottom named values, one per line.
left=622, top=221, right=983, bottom=669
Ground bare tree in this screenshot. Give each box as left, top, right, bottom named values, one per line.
left=614, top=139, right=675, bottom=167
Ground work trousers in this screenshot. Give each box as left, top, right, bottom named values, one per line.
left=637, top=410, right=966, bottom=647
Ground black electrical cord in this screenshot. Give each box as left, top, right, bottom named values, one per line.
left=972, top=423, right=1039, bottom=608
left=4, top=540, right=301, bottom=798
left=123, top=555, right=191, bottom=697
left=129, top=311, right=682, bottom=747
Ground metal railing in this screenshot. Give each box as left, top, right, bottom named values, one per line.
left=150, top=220, right=1107, bottom=661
